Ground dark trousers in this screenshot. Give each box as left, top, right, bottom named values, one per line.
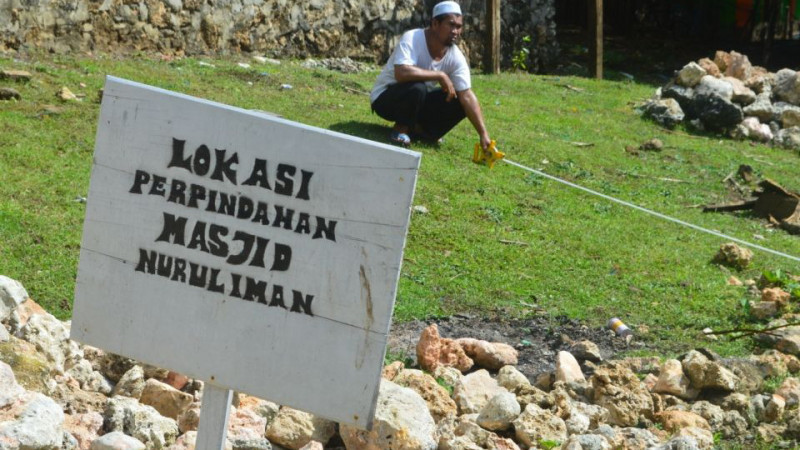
left=371, top=82, right=466, bottom=140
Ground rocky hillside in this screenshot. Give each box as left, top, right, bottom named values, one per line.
left=1, top=266, right=800, bottom=449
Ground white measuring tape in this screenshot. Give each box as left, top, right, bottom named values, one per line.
left=501, top=158, right=800, bottom=264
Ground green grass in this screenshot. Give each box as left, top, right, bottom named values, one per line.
left=1, top=52, right=799, bottom=356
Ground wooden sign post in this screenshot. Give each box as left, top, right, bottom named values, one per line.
left=485, top=0, right=501, bottom=74
left=588, top=0, right=603, bottom=79
left=71, top=77, right=421, bottom=445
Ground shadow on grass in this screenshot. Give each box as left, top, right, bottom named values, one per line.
left=329, top=120, right=389, bottom=144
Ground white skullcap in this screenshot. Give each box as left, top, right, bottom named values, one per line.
left=433, top=1, right=462, bottom=17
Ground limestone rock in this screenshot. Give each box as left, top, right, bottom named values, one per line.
left=751, top=301, right=780, bottom=320
left=113, top=365, right=146, bottom=399
left=591, top=364, right=654, bottom=427
left=417, top=324, right=473, bottom=373
left=227, top=406, right=269, bottom=448
left=455, top=338, right=518, bottom=370
left=0, top=276, right=29, bottom=322
left=265, top=407, right=335, bottom=449
left=496, top=366, right=530, bottom=392
left=18, top=312, right=82, bottom=373
left=724, top=76, right=756, bottom=105
left=104, top=395, right=179, bottom=449
left=177, top=403, right=201, bottom=433
left=694, top=75, right=733, bottom=100
left=564, top=434, right=612, bottom=450
left=476, top=391, right=520, bottom=431
left=0, top=69, right=33, bottom=82
left=340, top=380, right=436, bottom=450
left=743, top=92, right=773, bottom=121
left=139, top=378, right=193, bottom=420
left=654, top=359, right=698, bottom=400
left=724, top=51, right=753, bottom=81
left=775, top=377, right=800, bottom=407
left=643, top=98, right=685, bottom=129
left=555, top=351, right=585, bottom=384
left=381, top=360, right=403, bottom=381
left=65, top=411, right=104, bottom=450
left=775, top=126, right=800, bottom=150
left=656, top=410, right=710, bottom=432
left=58, top=86, right=79, bottom=101
left=734, top=117, right=773, bottom=142
left=763, top=287, right=791, bottom=306
left=237, top=395, right=279, bottom=426
left=393, top=368, right=457, bottom=422
left=514, top=383, right=554, bottom=410
left=89, top=431, right=146, bottom=450
left=713, top=243, right=752, bottom=270
left=697, top=58, right=720, bottom=77
left=682, top=350, right=739, bottom=392
left=714, top=51, right=732, bottom=73
left=453, top=369, right=508, bottom=415
left=570, top=340, right=603, bottom=362
left=512, top=403, right=567, bottom=448
left=675, top=427, right=714, bottom=449
left=0, top=360, right=24, bottom=408
left=677, top=62, right=706, bottom=87
left=764, top=394, right=785, bottom=423
left=0, top=391, right=65, bottom=449
left=774, top=68, right=800, bottom=105
left=617, top=427, right=662, bottom=449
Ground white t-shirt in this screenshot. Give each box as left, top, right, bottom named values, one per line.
left=370, top=28, right=471, bottom=104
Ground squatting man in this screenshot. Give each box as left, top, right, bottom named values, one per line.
left=370, top=1, right=492, bottom=150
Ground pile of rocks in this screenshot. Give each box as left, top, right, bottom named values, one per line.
left=2, top=271, right=800, bottom=449
left=642, top=50, right=800, bottom=151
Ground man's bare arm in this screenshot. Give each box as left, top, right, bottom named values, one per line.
left=394, top=65, right=456, bottom=101
left=458, top=88, right=491, bottom=150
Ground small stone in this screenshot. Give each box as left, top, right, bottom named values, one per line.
left=570, top=340, right=603, bottom=362
left=0, top=87, right=21, bottom=100
left=57, top=87, right=79, bottom=101
left=0, top=70, right=32, bottom=82
left=727, top=276, right=743, bottom=286
left=762, top=287, right=790, bottom=306
left=89, top=431, right=145, bottom=450
left=413, top=205, right=429, bottom=214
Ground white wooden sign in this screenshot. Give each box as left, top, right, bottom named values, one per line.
left=72, top=76, right=420, bottom=430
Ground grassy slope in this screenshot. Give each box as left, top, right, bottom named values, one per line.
left=1, top=52, right=799, bottom=356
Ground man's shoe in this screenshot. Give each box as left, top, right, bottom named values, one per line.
left=389, top=131, right=411, bottom=147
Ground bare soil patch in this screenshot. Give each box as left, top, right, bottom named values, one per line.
left=387, top=314, right=644, bottom=379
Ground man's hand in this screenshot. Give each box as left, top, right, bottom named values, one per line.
left=480, top=133, right=492, bottom=151
left=438, top=72, right=456, bottom=102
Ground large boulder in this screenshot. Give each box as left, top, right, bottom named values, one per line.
left=455, top=338, right=518, bottom=370
left=643, top=98, right=685, bottom=129
left=512, top=403, right=567, bottom=448
left=693, top=94, right=744, bottom=131
left=453, top=369, right=508, bottom=415
left=393, top=369, right=457, bottom=423
left=416, top=324, right=473, bottom=373
left=773, top=69, right=800, bottom=105
left=104, top=395, right=179, bottom=449
left=340, top=379, right=436, bottom=450
left=590, top=364, right=654, bottom=427
left=265, top=407, right=335, bottom=449
left=0, top=391, right=65, bottom=449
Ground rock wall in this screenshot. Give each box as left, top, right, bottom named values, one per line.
left=0, top=0, right=558, bottom=71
